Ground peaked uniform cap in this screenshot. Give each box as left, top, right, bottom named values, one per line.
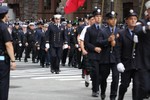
left=0, top=6, right=9, bottom=14
left=145, top=1, right=150, bottom=9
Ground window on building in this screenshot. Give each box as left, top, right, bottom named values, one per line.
left=44, top=0, right=51, bottom=10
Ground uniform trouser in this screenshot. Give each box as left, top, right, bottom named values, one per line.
left=18, top=46, right=25, bottom=58
left=14, top=43, right=20, bottom=58
left=24, top=45, right=32, bottom=60
left=138, top=69, right=150, bottom=100
left=32, top=46, right=38, bottom=62
left=25, top=44, right=36, bottom=62
left=100, top=64, right=119, bottom=98
left=118, top=69, right=139, bottom=100
left=68, top=46, right=76, bottom=65
left=13, top=42, right=17, bottom=55
left=45, top=49, right=51, bottom=65
left=89, top=60, right=101, bottom=92
left=50, top=47, right=62, bottom=72
left=0, top=61, right=10, bottom=100
left=61, top=49, right=68, bottom=64
left=40, top=49, right=46, bottom=65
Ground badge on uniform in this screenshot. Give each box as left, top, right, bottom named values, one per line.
left=0, top=56, right=5, bottom=61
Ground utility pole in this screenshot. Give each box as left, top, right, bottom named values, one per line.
left=101, top=0, right=105, bottom=17
left=139, top=0, right=145, bottom=19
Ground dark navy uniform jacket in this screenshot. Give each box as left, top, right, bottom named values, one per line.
left=134, top=20, right=150, bottom=70
left=35, top=27, right=43, bottom=45
left=84, top=24, right=103, bottom=61
left=65, top=28, right=77, bottom=46
left=40, top=30, right=46, bottom=50
left=25, top=28, right=36, bottom=44
left=96, top=26, right=120, bottom=64
left=12, top=27, right=24, bottom=44
left=45, top=23, right=67, bottom=47
left=118, top=28, right=138, bottom=71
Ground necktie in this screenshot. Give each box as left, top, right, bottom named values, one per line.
left=111, top=27, right=115, bottom=33
left=97, top=25, right=100, bottom=30
left=131, top=31, right=135, bottom=38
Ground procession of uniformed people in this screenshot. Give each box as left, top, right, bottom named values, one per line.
left=1, top=1, right=150, bottom=100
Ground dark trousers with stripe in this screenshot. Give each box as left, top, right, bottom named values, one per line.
left=0, top=61, right=10, bottom=100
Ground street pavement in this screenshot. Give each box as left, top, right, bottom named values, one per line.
left=9, top=59, right=149, bottom=100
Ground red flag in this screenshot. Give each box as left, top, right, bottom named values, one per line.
left=64, top=0, right=85, bottom=14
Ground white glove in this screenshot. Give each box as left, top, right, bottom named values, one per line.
left=25, top=43, right=28, bottom=46
left=45, top=43, right=50, bottom=49
left=19, top=43, right=22, bottom=47
left=63, top=44, right=68, bottom=49
left=37, top=47, right=40, bottom=50
left=133, top=35, right=138, bottom=43
left=117, top=63, right=125, bottom=73
left=75, top=44, right=79, bottom=48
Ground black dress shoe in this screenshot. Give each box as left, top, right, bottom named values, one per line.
left=92, top=92, right=99, bottom=97
left=41, top=64, right=45, bottom=68
left=55, top=71, right=59, bottom=74
left=68, top=63, right=70, bottom=67
left=101, top=94, right=106, bottom=100
left=51, top=69, right=55, bottom=73
left=85, top=81, right=89, bottom=87
left=46, top=64, right=49, bottom=68
left=19, top=58, right=21, bottom=61
left=82, top=74, right=85, bottom=79
left=24, top=59, right=28, bottom=62
left=110, top=98, right=115, bottom=100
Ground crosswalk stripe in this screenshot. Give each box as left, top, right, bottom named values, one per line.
left=57, top=79, right=84, bottom=81
left=31, top=76, right=82, bottom=80
left=10, top=64, right=113, bottom=83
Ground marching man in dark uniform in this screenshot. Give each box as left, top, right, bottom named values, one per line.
left=24, top=22, right=37, bottom=63
left=11, top=22, right=23, bottom=60
left=61, top=20, right=73, bottom=66
left=80, top=14, right=95, bottom=87
left=35, top=21, right=44, bottom=63
left=96, top=11, right=120, bottom=100
left=0, top=6, right=16, bottom=100
left=45, top=14, right=67, bottom=74
left=84, top=8, right=102, bottom=97
left=117, top=9, right=139, bottom=100
left=133, top=1, right=150, bottom=99
left=67, top=20, right=78, bottom=68
left=19, top=24, right=28, bottom=61
left=39, top=23, right=49, bottom=68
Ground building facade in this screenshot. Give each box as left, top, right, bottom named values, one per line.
left=4, top=0, right=147, bottom=22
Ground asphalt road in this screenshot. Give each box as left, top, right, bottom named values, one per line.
left=8, top=59, right=149, bottom=100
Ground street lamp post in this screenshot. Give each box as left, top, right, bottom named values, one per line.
left=111, top=0, right=114, bottom=11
